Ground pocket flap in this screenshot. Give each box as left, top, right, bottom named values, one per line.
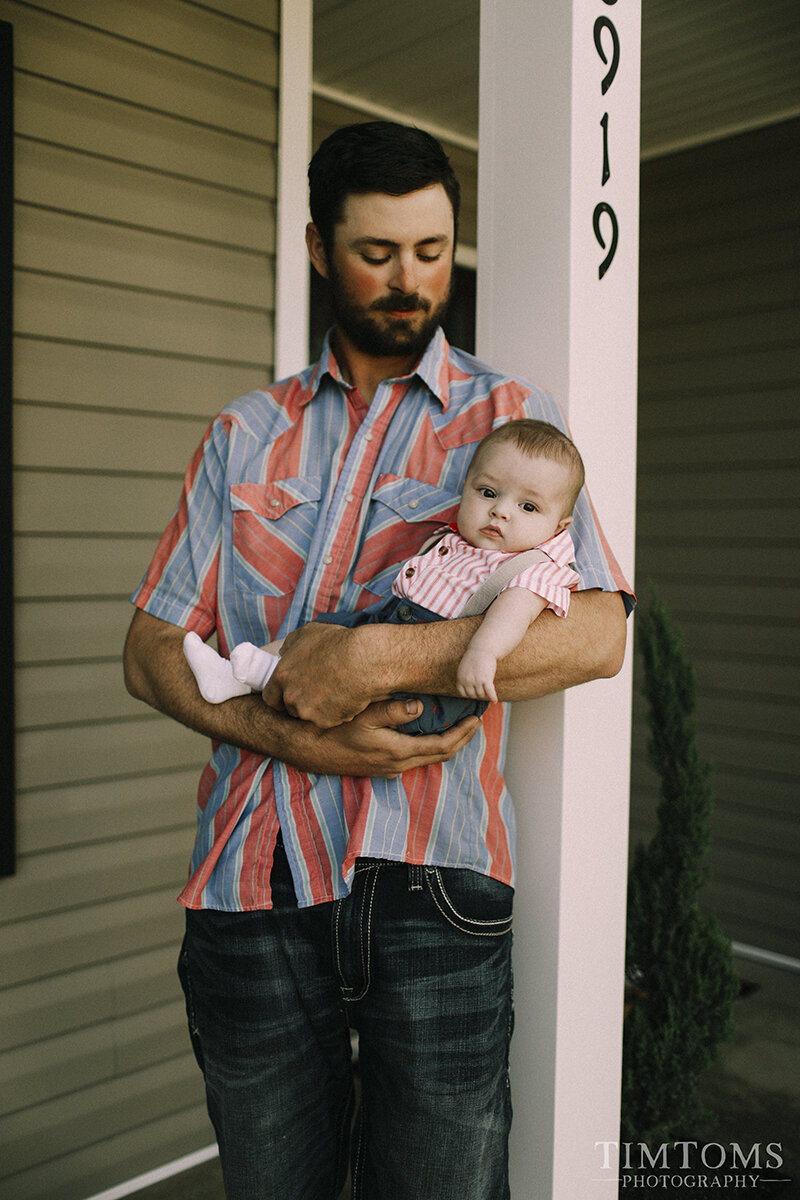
left=372, top=474, right=460, bottom=523
left=230, top=477, right=322, bottom=520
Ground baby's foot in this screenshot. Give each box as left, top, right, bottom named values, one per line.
left=183, top=631, right=251, bottom=704
left=230, top=642, right=280, bottom=691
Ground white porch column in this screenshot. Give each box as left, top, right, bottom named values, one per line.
left=477, top=2, right=640, bottom=1197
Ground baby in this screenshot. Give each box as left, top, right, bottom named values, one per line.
left=184, top=419, right=584, bottom=733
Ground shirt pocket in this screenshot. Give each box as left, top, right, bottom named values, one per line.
left=230, top=478, right=321, bottom=634
left=353, top=474, right=461, bottom=598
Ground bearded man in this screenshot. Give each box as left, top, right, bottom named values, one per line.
left=124, top=120, right=632, bottom=1200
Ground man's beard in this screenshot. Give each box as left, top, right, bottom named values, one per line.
left=327, top=263, right=453, bottom=360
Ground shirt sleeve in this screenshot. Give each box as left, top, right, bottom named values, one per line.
left=130, top=416, right=228, bottom=639
left=501, top=559, right=581, bottom=619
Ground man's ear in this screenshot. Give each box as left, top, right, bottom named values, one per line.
left=306, top=223, right=329, bottom=279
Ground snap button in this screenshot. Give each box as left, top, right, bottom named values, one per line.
left=438, top=545, right=449, bottom=555
left=397, top=604, right=413, bottom=622
left=269, top=497, right=280, bottom=508
left=404, top=567, right=415, bottom=578
left=408, top=499, right=419, bottom=510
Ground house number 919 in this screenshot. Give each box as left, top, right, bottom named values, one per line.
left=593, top=0, right=620, bottom=279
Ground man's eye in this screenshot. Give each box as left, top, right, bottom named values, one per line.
left=418, top=252, right=442, bottom=263
left=362, top=254, right=390, bottom=265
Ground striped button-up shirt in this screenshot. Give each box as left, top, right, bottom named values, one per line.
left=393, top=527, right=580, bottom=619
left=132, top=329, right=632, bottom=910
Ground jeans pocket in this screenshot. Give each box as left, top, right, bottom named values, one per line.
left=177, top=934, right=205, bottom=1073
left=425, top=866, right=513, bottom=937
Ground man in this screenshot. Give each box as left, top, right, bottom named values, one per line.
left=124, top=121, right=631, bottom=1200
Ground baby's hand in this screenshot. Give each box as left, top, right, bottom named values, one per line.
left=456, top=648, right=499, bottom=704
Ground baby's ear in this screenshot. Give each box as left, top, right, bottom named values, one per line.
left=557, top=515, right=573, bottom=532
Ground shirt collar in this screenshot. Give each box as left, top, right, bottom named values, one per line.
left=540, top=527, right=577, bottom=565
left=306, top=326, right=451, bottom=409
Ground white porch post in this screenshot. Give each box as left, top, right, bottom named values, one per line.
left=477, top=2, right=640, bottom=1197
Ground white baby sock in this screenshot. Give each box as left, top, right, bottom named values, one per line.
left=183, top=631, right=252, bottom=704
left=230, top=642, right=280, bottom=691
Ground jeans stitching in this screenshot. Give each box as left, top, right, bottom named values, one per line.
left=333, top=898, right=351, bottom=995
left=347, top=864, right=380, bottom=1002
left=336, top=864, right=381, bottom=1002
left=427, top=868, right=513, bottom=936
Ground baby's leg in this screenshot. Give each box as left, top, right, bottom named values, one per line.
left=230, top=641, right=282, bottom=690
left=183, top=631, right=252, bottom=704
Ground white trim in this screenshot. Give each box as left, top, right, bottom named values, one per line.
left=274, top=0, right=313, bottom=379
left=455, top=244, right=477, bottom=270
left=733, top=941, right=800, bottom=974
left=81, top=1145, right=218, bottom=1200
left=312, top=81, right=479, bottom=154
left=641, top=107, right=800, bottom=161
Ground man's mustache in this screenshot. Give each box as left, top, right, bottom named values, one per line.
left=369, top=294, right=431, bottom=313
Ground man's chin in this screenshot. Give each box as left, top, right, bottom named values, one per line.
left=348, top=320, right=437, bottom=359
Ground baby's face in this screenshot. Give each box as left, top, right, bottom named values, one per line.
left=456, top=441, right=573, bottom=553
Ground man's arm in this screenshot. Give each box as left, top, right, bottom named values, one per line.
left=263, top=588, right=627, bottom=727
left=123, top=609, right=480, bottom=777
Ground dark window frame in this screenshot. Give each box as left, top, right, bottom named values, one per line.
left=1, top=20, right=14, bottom=877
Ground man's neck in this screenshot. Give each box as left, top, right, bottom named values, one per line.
left=331, top=328, right=420, bottom=406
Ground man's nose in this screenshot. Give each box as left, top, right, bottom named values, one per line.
left=389, top=253, right=419, bottom=294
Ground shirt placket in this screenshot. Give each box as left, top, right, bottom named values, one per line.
left=310, top=379, right=409, bottom=618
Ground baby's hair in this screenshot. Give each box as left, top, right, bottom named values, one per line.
left=469, top=419, right=585, bottom=513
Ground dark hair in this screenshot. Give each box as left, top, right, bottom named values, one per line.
left=469, top=419, right=586, bottom=513
left=308, top=121, right=461, bottom=254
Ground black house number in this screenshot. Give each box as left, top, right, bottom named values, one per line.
left=593, top=0, right=620, bottom=278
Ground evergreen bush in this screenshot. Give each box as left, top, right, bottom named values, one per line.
left=622, top=591, right=739, bottom=1143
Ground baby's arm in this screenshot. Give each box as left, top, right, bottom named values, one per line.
left=456, top=588, right=548, bottom=703
left=183, top=631, right=282, bottom=704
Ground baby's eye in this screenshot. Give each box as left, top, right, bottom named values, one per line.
left=479, top=487, right=496, bottom=499
left=521, top=502, right=538, bottom=513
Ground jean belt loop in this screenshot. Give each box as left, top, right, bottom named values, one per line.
left=408, top=863, right=423, bottom=892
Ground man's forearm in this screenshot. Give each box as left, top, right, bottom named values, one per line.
left=123, top=609, right=481, bottom=777
left=362, top=588, right=628, bottom=702
left=123, top=609, right=301, bottom=758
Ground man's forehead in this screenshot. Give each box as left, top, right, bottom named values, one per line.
left=336, top=184, right=454, bottom=239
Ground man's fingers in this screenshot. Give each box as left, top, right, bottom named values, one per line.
left=371, top=698, right=423, bottom=728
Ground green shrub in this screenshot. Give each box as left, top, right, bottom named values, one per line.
left=622, top=591, right=738, bottom=1142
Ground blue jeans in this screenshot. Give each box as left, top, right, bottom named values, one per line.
left=179, top=839, right=514, bottom=1199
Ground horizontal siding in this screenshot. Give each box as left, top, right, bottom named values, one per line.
left=14, top=338, right=269, bottom=415
left=0, top=1, right=279, bottom=1196
left=631, top=118, right=800, bottom=961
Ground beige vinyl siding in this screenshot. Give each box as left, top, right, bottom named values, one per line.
left=631, top=117, right=800, bottom=960
left=0, top=2, right=279, bottom=1197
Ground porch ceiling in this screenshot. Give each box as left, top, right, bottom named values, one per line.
left=312, top=0, right=800, bottom=159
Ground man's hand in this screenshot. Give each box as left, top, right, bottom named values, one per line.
left=285, top=699, right=482, bottom=778
left=124, top=610, right=480, bottom=777
left=262, top=622, right=383, bottom=727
